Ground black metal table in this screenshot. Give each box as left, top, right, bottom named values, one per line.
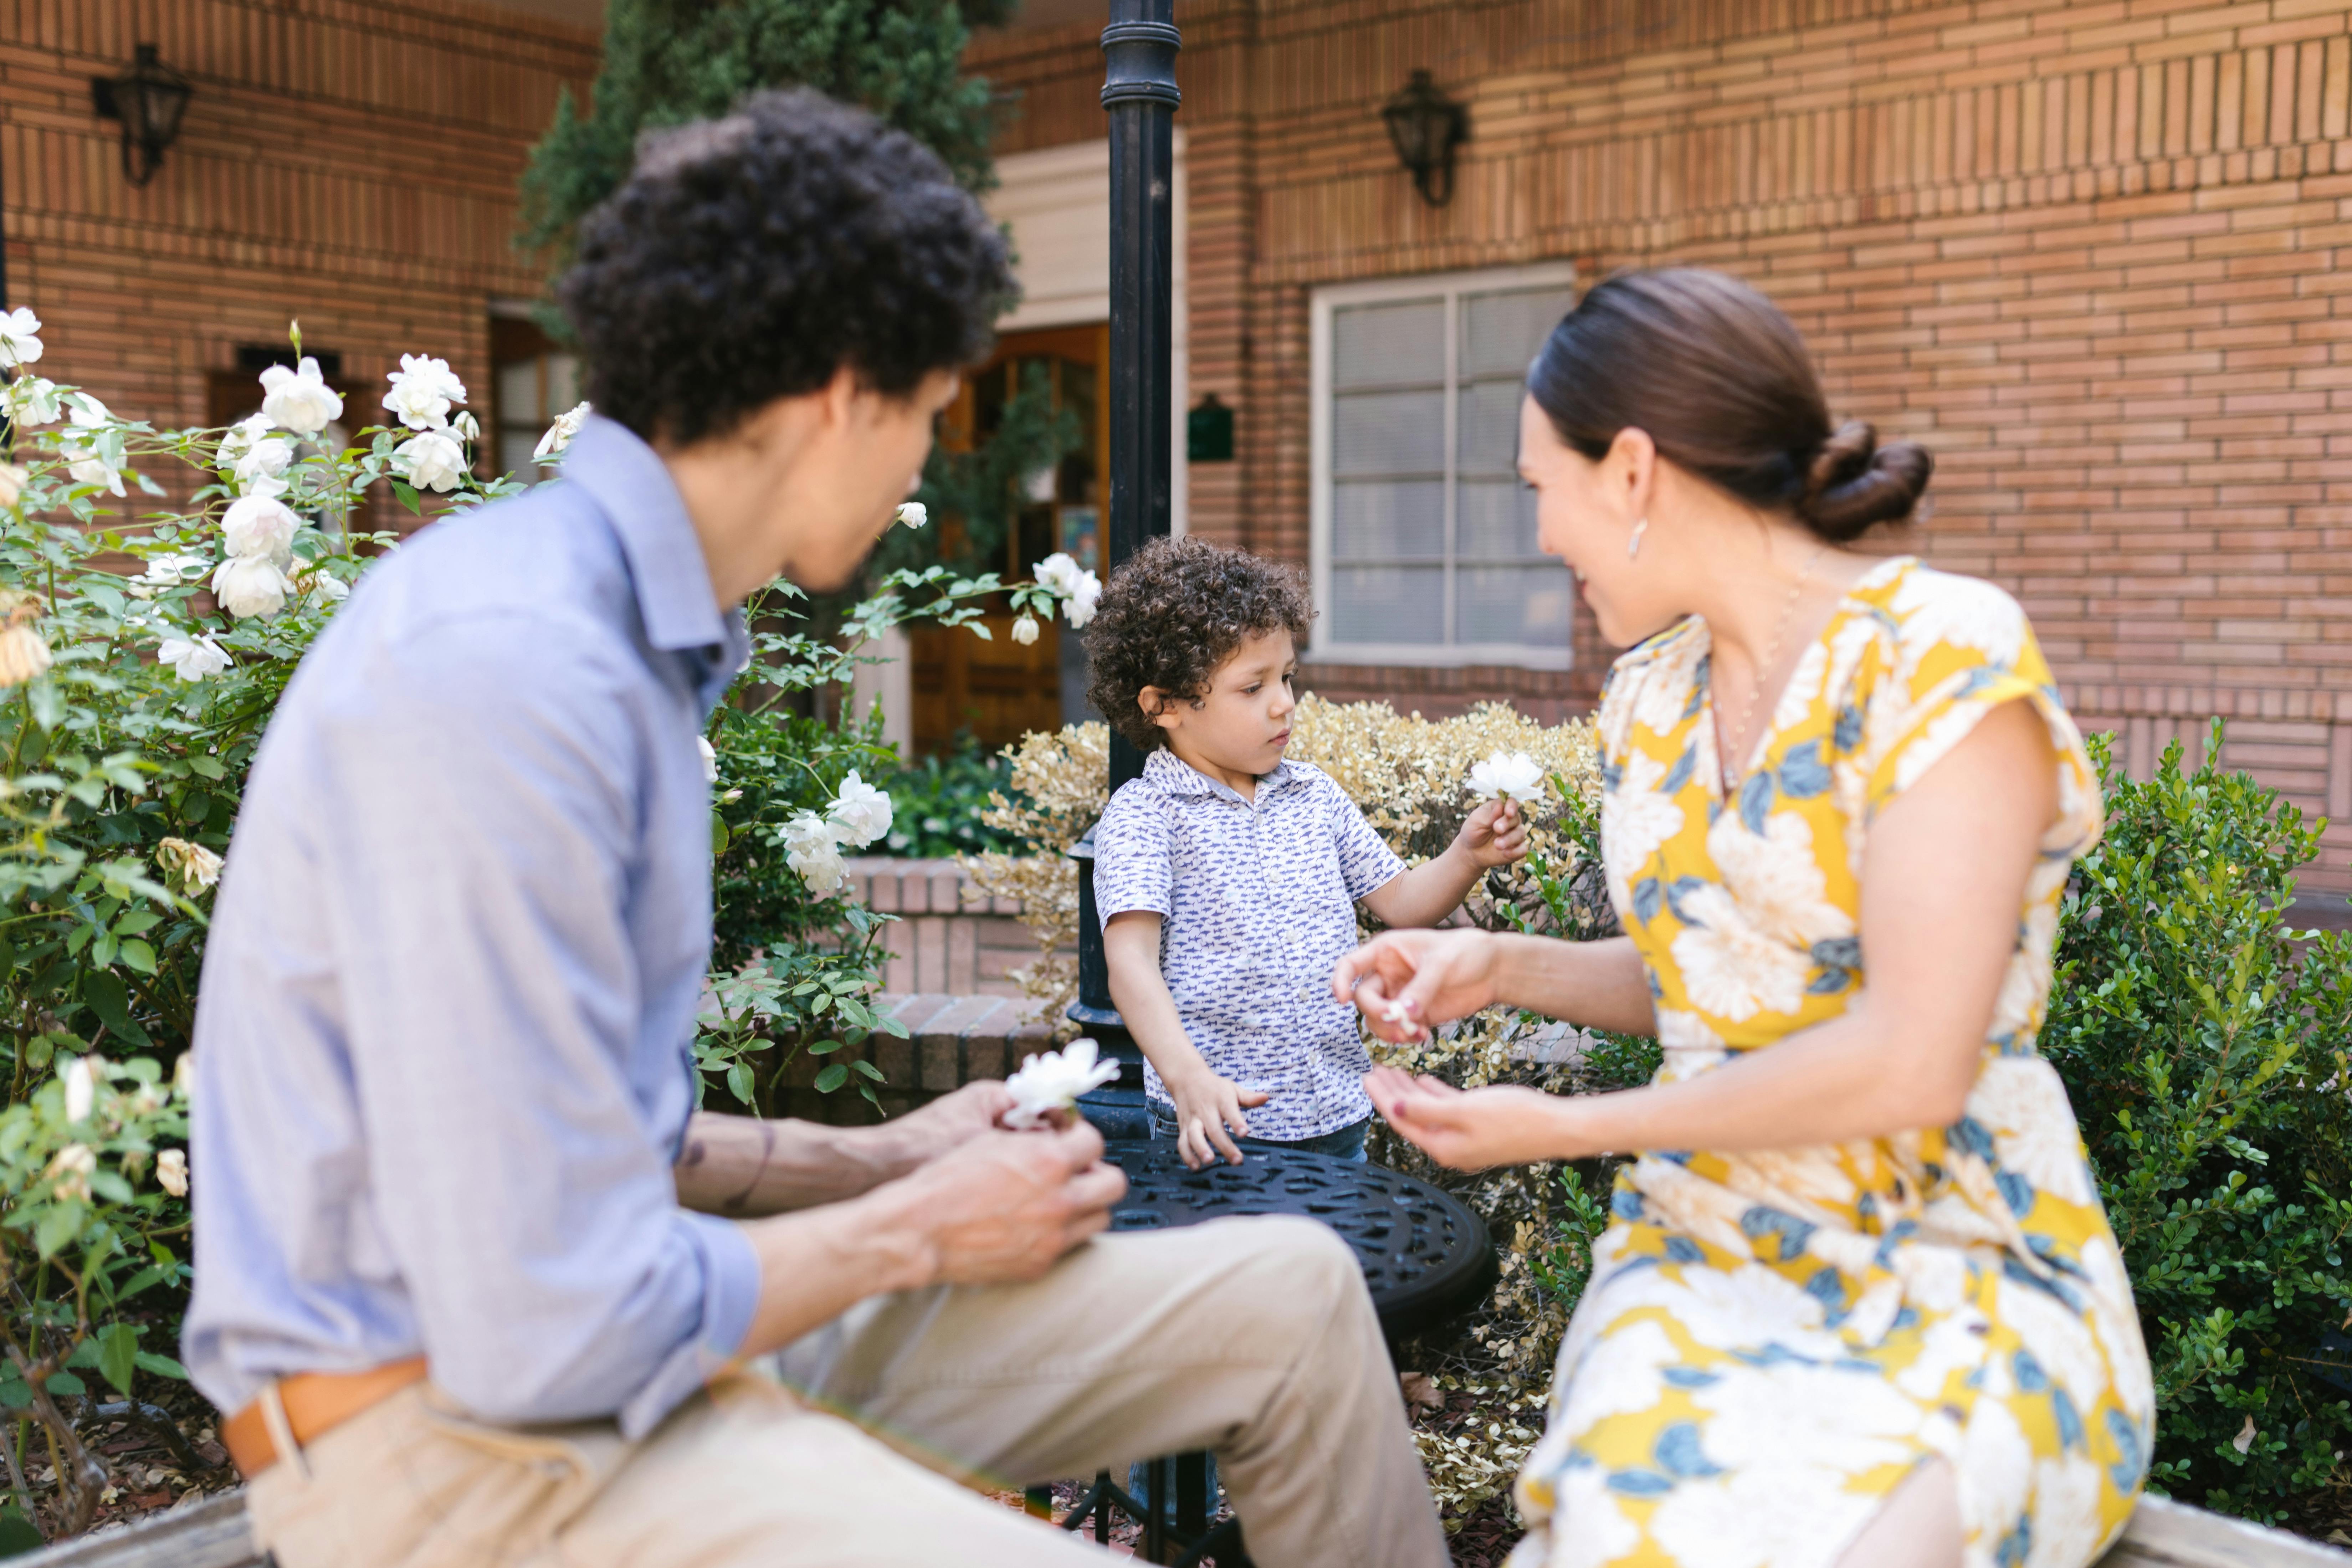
left=1024, top=1139, right=1496, bottom=1565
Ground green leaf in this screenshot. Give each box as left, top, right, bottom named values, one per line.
left=95, top=1322, right=137, bottom=1397
left=391, top=480, right=422, bottom=516
left=132, top=1351, right=187, bottom=1381
left=725, top=1061, right=754, bottom=1107
left=186, top=755, right=225, bottom=780
left=805, top=1038, right=842, bottom=1055
left=42, top=1372, right=84, bottom=1399
left=814, top=1062, right=849, bottom=1093
left=26, top=677, right=62, bottom=733
left=34, top=1207, right=79, bottom=1259
left=850, top=1058, right=885, bottom=1082
left=0, top=1380, right=29, bottom=1413
left=118, top=938, right=157, bottom=975
left=80, top=969, right=150, bottom=1047
left=710, top=816, right=730, bottom=855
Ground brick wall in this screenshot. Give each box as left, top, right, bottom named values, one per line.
left=969, top=0, right=2352, bottom=895
left=5, top=1, right=596, bottom=465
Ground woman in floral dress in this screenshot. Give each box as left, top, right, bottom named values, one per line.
left=1335, top=270, right=2152, bottom=1568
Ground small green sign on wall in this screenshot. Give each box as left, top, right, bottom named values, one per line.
left=1187, top=394, right=1235, bottom=462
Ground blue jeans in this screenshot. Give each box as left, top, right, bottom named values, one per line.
left=1147, top=1107, right=1371, bottom=1163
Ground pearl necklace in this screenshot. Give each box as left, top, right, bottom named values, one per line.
left=1718, top=542, right=1831, bottom=791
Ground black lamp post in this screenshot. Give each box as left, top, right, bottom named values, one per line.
left=1070, top=0, right=1181, bottom=1133
left=1382, top=69, right=1469, bottom=207
left=92, top=45, right=194, bottom=188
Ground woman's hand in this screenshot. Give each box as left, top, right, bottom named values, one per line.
left=1454, top=797, right=1529, bottom=868
left=1364, top=1067, right=1584, bottom=1170
left=1332, top=927, right=1502, bottom=1043
left=1163, top=1067, right=1270, bottom=1169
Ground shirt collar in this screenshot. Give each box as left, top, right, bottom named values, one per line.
left=1144, top=745, right=1304, bottom=803
left=561, top=415, right=730, bottom=654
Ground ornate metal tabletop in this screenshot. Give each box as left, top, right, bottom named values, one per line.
left=1101, top=1139, right=1496, bottom=1338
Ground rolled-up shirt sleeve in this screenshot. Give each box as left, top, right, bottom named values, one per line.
left=314, top=613, right=758, bottom=1437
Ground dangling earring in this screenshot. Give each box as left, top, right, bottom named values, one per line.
left=1626, top=517, right=1649, bottom=559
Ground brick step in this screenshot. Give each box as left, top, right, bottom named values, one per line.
left=842, top=856, right=1075, bottom=999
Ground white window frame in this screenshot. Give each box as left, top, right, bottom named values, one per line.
left=1309, top=261, right=1579, bottom=668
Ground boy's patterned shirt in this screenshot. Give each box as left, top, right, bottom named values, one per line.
left=1092, top=748, right=1405, bottom=1141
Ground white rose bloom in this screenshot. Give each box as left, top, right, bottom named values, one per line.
left=0, top=306, right=42, bottom=369
left=221, top=493, right=301, bottom=565
left=782, top=809, right=852, bottom=895
left=156, top=836, right=224, bottom=893
left=157, top=632, right=230, bottom=682
left=697, top=735, right=719, bottom=784
left=215, top=413, right=272, bottom=473
left=382, top=354, right=468, bottom=431
left=211, top=555, right=292, bottom=620
left=452, top=410, right=480, bottom=442
left=258, top=355, right=344, bottom=437
left=233, top=436, right=296, bottom=498
left=1034, top=552, right=1082, bottom=598
left=1064, top=569, right=1102, bottom=629
left=1465, top=749, right=1546, bottom=801
left=7, top=376, right=61, bottom=426
left=155, top=1148, right=189, bottom=1199
left=0, top=462, right=25, bottom=510
left=393, top=431, right=466, bottom=493
left=61, top=1056, right=93, bottom=1124
left=1010, top=614, right=1039, bottom=646
left=895, top=501, right=927, bottom=530
left=0, top=624, right=51, bottom=688
left=1002, top=1038, right=1121, bottom=1130
left=46, top=1143, right=94, bottom=1204
left=827, top=771, right=893, bottom=848
left=534, top=401, right=592, bottom=462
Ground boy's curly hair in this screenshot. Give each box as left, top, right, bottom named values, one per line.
left=1084, top=537, right=1315, bottom=752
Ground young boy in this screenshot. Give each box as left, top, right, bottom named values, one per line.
left=1089, top=537, right=1526, bottom=1169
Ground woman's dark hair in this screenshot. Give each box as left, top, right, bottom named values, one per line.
left=558, top=90, right=1016, bottom=446
left=1527, top=268, right=1931, bottom=540
left=1085, top=537, right=1315, bottom=753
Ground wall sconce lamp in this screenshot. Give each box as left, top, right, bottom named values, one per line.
left=91, top=45, right=193, bottom=188
left=1382, top=70, right=1469, bottom=207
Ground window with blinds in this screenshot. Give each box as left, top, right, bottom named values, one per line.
left=1312, top=266, right=1578, bottom=665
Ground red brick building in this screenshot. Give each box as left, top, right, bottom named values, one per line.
left=15, top=0, right=2350, bottom=898
left=972, top=0, right=2352, bottom=899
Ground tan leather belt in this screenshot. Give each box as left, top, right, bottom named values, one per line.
left=222, top=1357, right=429, bottom=1479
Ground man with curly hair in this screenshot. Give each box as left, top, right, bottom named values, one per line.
left=186, top=93, right=1446, bottom=1568
left=1090, top=538, right=1529, bottom=1170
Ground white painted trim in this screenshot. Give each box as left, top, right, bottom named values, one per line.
left=1308, top=261, right=1579, bottom=669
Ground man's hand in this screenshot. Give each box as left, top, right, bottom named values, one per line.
left=887, top=1079, right=1018, bottom=1165
left=1453, top=798, right=1528, bottom=868
left=893, top=1120, right=1128, bottom=1286
left=1163, top=1068, right=1271, bottom=1170
left=1332, top=927, right=1502, bottom=1043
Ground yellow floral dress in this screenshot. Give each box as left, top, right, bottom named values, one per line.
left=1511, top=558, right=2153, bottom=1568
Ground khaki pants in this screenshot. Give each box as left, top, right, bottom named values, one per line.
left=246, top=1215, right=1448, bottom=1568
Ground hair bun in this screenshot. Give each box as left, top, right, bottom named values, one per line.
left=1797, top=419, right=1932, bottom=540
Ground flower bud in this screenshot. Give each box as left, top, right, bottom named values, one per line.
left=1011, top=614, right=1039, bottom=646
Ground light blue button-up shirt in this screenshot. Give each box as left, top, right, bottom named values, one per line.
left=183, top=417, right=761, bottom=1440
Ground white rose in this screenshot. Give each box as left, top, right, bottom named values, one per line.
left=382, top=354, right=467, bottom=431
left=60, top=1056, right=93, bottom=1124
left=0, top=306, right=42, bottom=369
left=7, top=376, right=61, bottom=426
left=1064, top=570, right=1102, bottom=630
left=697, top=735, right=719, bottom=784
left=258, top=355, right=343, bottom=437
left=895, top=501, right=927, bottom=530
left=215, top=413, right=271, bottom=473
left=155, top=836, right=223, bottom=893
left=1002, top=1039, right=1121, bottom=1130
left=533, top=402, right=592, bottom=462
left=156, top=633, right=230, bottom=682
left=155, top=1148, right=188, bottom=1199
left=452, top=410, right=480, bottom=442
left=211, top=555, right=292, bottom=620
left=827, top=771, right=893, bottom=849
left=782, top=809, right=855, bottom=895
left=1466, top=750, right=1546, bottom=802
left=46, top=1143, right=94, bottom=1205
left=1010, top=614, right=1039, bottom=646
left=1034, top=552, right=1082, bottom=598
left=0, top=462, right=25, bottom=509
left=62, top=397, right=124, bottom=497
left=393, top=431, right=466, bottom=493
left=0, top=624, right=51, bottom=688
left=221, top=493, right=300, bottom=565
left=234, top=437, right=296, bottom=498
